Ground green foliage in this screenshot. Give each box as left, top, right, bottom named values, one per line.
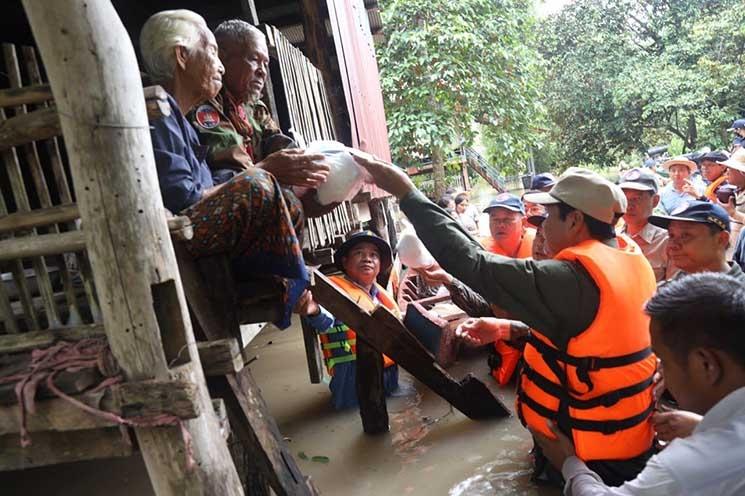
left=540, top=0, right=745, bottom=169
left=377, top=0, right=543, bottom=187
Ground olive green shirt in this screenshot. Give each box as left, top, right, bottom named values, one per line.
left=400, top=190, right=600, bottom=350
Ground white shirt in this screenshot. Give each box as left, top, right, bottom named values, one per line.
left=562, top=387, right=745, bottom=496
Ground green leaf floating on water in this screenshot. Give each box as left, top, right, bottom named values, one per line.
left=311, top=456, right=330, bottom=464
left=297, top=451, right=308, bottom=460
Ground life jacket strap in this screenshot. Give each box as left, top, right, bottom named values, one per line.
left=517, top=390, right=655, bottom=435
left=527, top=334, right=653, bottom=392
left=522, top=363, right=655, bottom=409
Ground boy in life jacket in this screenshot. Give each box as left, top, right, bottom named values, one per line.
left=297, top=231, right=399, bottom=410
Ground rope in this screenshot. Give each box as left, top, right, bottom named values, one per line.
left=0, top=337, right=195, bottom=471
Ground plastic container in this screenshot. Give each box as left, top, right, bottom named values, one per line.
left=306, top=140, right=366, bottom=205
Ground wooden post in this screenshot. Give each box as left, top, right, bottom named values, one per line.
left=22, top=2, right=243, bottom=495
left=355, top=340, right=389, bottom=434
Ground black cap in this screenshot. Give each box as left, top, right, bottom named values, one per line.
left=334, top=230, right=392, bottom=272
left=483, top=193, right=525, bottom=215
left=618, top=168, right=659, bottom=193
left=526, top=214, right=547, bottom=227
left=530, top=173, right=557, bottom=191
left=649, top=200, right=730, bottom=232
left=701, top=151, right=729, bottom=164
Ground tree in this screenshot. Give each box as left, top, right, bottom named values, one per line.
left=540, top=0, right=745, bottom=169
left=377, top=0, right=542, bottom=198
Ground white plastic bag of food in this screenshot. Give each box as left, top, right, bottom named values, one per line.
left=397, top=228, right=435, bottom=269
left=306, top=140, right=366, bottom=205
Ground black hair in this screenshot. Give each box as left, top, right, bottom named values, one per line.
left=645, top=272, right=745, bottom=366
left=556, top=202, right=617, bottom=241
left=437, top=195, right=454, bottom=210
left=454, top=192, right=469, bottom=205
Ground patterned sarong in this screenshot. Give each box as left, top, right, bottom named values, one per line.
left=183, top=167, right=307, bottom=329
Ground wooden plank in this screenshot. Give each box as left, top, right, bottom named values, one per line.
left=0, top=231, right=86, bottom=261
left=0, top=203, right=78, bottom=235
left=310, top=270, right=511, bottom=419
left=0, top=107, right=60, bottom=151
left=0, top=427, right=133, bottom=471
left=300, top=317, right=323, bottom=384
left=0, top=389, right=113, bottom=435
left=196, top=338, right=244, bottom=377
left=0, top=323, right=104, bottom=354
left=111, top=380, right=200, bottom=420
left=0, top=83, right=52, bottom=108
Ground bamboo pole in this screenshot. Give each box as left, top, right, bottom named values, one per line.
left=21, top=2, right=243, bottom=494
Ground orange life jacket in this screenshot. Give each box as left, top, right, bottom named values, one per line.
left=480, top=228, right=535, bottom=258
left=517, top=236, right=658, bottom=461
left=490, top=340, right=522, bottom=386
left=319, top=275, right=397, bottom=375
left=704, top=175, right=727, bottom=202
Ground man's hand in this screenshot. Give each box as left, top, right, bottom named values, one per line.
left=682, top=178, right=699, bottom=198
left=257, top=149, right=331, bottom=188
left=416, top=263, right=453, bottom=286
left=455, top=317, right=510, bottom=346
left=349, top=149, right=415, bottom=199
left=530, top=420, right=577, bottom=471
left=652, top=410, right=702, bottom=442
left=293, top=289, right=320, bottom=316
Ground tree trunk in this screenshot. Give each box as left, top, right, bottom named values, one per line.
left=431, top=148, right=447, bottom=200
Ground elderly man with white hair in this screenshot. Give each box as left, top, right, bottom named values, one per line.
left=139, top=10, right=326, bottom=328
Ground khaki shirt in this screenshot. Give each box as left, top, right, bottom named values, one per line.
left=620, top=222, right=678, bottom=282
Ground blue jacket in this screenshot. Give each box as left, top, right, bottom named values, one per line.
left=149, top=94, right=215, bottom=213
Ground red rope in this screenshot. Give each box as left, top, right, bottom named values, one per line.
left=0, top=338, right=195, bottom=471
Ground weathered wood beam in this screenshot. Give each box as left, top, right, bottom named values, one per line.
left=0, top=389, right=113, bottom=435
left=0, top=86, right=169, bottom=153
left=212, top=398, right=230, bottom=440
left=0, top=323, right=105, bottom=354
left=0, top=380, right=200, bottom=436
left=0, top=426, right=133, bottom=471
left=300, top=317, right=323, bottom=384
left=0, top=203, right=191, bottom=240
left=196, top=339, right=244, bottom=377
left=0, top=107, right=59, bottom=151
left=0, top=83, right=53, bottom=108
left=111, top=380, right=200, bottom=420
left=0, top=203, right=78, bottom=235
left=355, top=339, right=388, bottom=434
left=311, top=270, right=511, bottom=419
left=0, top=231, right=86, bottom=261
left=23, top=1, right=243, bottom=493
left=175, top=243, right=318, bottom=496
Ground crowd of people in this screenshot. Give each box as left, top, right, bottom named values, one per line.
left=136, top=9, right=743, bottom=495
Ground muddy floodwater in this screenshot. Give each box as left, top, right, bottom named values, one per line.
left=2, top=320, right=559, bottom=496
left=250, top=322, right=559, bottom=496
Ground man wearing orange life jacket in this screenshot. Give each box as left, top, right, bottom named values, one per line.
left=352, top=153, right=658, bottom=488
left=480, top=193, right=535, bottom=258
left=297, top=231, right=399, bottom=410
